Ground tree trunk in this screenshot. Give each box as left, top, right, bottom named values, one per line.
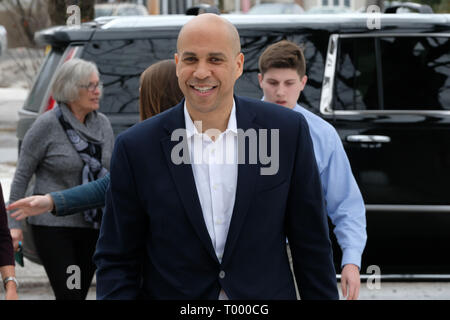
left=78, top=0, right=95, bottom=23
left=47, top=0, right=66, bottom=26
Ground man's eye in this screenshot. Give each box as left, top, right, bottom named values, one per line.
left=210, top=58, right=222, bottom=63
left=184, top=57, right=196, bottom=62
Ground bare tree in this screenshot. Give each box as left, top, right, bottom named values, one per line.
left=0, top=0, right=50, bottom=88
left=0, top=0, right=49, bottom=46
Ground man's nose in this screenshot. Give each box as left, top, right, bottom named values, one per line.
left=193, top=61, right=211, bottom=79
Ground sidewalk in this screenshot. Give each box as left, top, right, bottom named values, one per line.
left=0, top=87, right=27, bottom=131
left=15, top=258, right=49, bottom=288
left=0, top=87, right=27, bottom=164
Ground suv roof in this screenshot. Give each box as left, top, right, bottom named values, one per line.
left=35, top=13, right=450, bottom=46
left=100, top=13, right=450, bottom=30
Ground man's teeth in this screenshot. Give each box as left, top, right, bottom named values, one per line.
left=194, top=86, right=214, bottom=93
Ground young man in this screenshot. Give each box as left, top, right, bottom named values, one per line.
left=94, top=15, right=338, bottom=300
left=258, top=40, right=367, bottom=300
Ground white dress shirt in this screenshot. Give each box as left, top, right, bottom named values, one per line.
left=184, top=101, right=238, bottom=299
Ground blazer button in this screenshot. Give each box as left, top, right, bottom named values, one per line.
left=219, top=270, right=226, bottom=279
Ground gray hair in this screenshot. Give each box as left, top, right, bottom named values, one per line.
left=51, top=58, right=100, bottom=103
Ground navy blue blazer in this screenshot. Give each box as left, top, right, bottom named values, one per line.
left=94, top=96, right=338, bottom=300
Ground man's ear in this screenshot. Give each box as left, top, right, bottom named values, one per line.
left=258, top=73, right=263, bottom=88
left=174, top=53, right=180, bottom=76
left=235, top=52, right=244, bottom=79
left=300, top=75, right=308, bottom=92
left=300, top=75, right=308, bottom=90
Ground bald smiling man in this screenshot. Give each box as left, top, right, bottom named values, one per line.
left=94, top=14, right=339, bottom=300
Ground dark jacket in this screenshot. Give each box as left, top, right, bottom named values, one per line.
left=94, top=96, right=338, bottom=300
left=0, top=182, right=15, bottom=266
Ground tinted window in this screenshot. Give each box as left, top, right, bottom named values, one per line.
left=334, top=36, right=450, bottom=111
left=334, top=37, right=378, bottom=110
left=81, top=38, right=178, bottom=114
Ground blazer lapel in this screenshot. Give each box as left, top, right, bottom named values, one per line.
left=221, top=96, right=260, bottom=267
left=160, top=101, right=219, bottom=264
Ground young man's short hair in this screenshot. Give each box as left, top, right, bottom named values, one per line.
left=258, top=40, right=306, bottom=77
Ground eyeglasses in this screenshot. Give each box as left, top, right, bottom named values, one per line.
left=79, top=81, right=103, bottom=92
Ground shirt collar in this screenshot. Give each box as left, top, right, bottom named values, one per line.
left=293, top=103, right=302, bottom=112
left=183, top=100, right=237, bottom=139
left=261, top=96, right=302, bottom=112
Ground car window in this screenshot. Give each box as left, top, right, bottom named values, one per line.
left=334, top=36, right=450, bottom=111
left=23, top=47, right=64, bottom=112
left=81, top=38, right=178, bottom=114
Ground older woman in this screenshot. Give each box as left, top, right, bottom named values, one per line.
left=7, top=58, right=114, bottom=300
left=8, top=59, right=182, bottom=219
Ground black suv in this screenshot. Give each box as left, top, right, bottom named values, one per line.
left=17, top=13, right=450, bottom=276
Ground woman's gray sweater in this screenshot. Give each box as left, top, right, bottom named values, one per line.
left=8, top=105, right=114, bottom=230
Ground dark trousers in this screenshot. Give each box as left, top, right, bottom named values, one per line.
left=31, top=225, right=99, bottom=300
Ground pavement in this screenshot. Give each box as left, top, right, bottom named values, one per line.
left=0, top=87, right=23, bottom=164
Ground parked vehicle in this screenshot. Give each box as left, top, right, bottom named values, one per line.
left=305, top=6, right=353, bottom=14
left=247, top=3, right=304, bottom=14
left=0, top=25, right=7, bottom=56
left=384, top=1, right=434, bottom=13
left=94, top=3, right=148, bottom=18
left=20, top=13, right=450, bottom=277
left=185, top=4, right=220, bottom=15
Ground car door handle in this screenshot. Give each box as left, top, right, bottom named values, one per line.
left=346, top=135, right=391, bottom=143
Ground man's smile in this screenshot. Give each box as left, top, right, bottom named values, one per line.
left=189, top=84, right=218, bottom=95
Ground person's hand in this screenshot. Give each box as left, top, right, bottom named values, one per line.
left=9, top=229, right=23, bottom=252
left=4, top=282, right=18, bottom=300
left=341, top=264, right=360, bottom=300
left=7, top=194, right=54, bottom=221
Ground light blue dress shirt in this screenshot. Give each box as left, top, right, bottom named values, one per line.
left=292, top=103, right=367, bottom=269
